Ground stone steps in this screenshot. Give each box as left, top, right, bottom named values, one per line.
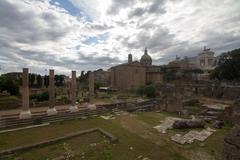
left=0, top=100, right=156, bottom=130
left=0, top=107, right=108, bottom=130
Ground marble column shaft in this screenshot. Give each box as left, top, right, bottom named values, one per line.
left=22, top=68, right=29, bottom=111
left=49, top=69, right=55, bottom=108
left=89, top=71, right=94, bottom=104
left=71, top=71, right=76, bottom=106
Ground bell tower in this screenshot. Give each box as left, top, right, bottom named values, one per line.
left=128, top=53, right=132, bottom=63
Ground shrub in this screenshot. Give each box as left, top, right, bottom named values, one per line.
left=137, top=84, right=156, bottom=98
left=30, top=92, right=49, bottom=102
left=144, top=84, right=156, bottom=98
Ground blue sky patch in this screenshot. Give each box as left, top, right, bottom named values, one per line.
left=50, top=0, right=92, bottom=21
left=83, top=32, right=109, bottom=45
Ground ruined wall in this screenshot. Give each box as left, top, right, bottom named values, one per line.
left=146, top=72, right=163, bottom=84
left=158, top=84, right=183, bottom=112
left=110, top=65, right=146, bottom=90
left=222, top=126, right=240, bottom=160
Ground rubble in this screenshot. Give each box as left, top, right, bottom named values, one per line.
left=222, top=126, right=240, bottom=160
left=171, top=127, right=216, bottom=144
left=212, top=120, right=224, bottom=129
left=172, top=119, right=205, bottom=129
left=153, top=117, right=182, bottom=133
left=100, top=115, right=115, bottom=120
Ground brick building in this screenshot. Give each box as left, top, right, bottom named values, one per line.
left=109, top=49, right=163, bottom=90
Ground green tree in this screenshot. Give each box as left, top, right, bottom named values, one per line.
left=36, top=75, right=42, bottom=87
left=144, top=84, right=156, bottom=98
left=137, top=84, right=156, bottom=98
left=29, top=73, right=35, bottom=87
left=55, top=75, right=65, bottom=86
left=210, top=48, right=240, bottom=80
left=0, top=76, right=20, bottom=95
left=44, top=75, right=49, bottom=87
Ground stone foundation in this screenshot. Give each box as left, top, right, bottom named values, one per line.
left=88, top=103, right=96, bottom=110
left=19, top=110, right=31, bottom=119
left=47, top=107, right=57, bottom=115
left=222, top=126, right=240, bottom=160
left=69, top=105, right=79, bottom=112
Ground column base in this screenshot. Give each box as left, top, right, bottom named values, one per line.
left=47, top=108, right=58, bottom=115
left=19, top=110, right=31, bottom=119
left=69, top=105, right=79, bottom=112
left=87, top=103, right=96, bottom=110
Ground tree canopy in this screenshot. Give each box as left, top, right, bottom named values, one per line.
left=210, top=48, right=240, bottom=80
left=0, top=76, right=20, bottom=95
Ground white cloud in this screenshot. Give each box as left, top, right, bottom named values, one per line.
left=0, top=0, right=240, bottom=75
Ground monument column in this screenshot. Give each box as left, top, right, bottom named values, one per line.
left=47, top=69, right=57, bottom=115
left=69, top=71, right=79, bottom=112
left=19, top=68, right=31, bottom=119
left=88, top=71, right=96, bottom=110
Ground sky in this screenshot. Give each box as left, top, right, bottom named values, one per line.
left=0, top=0, right=240, bottom=75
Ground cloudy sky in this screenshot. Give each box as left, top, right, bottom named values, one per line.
left=0, top=0, right=239, bottom=75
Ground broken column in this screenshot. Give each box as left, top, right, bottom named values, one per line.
left=19, top=68, right=31, bottom=119
left=88, top=71, right=96, bottom=110
left=69, top=71, right=79, bottom=112
left=47, top=69, right=57, bottom=115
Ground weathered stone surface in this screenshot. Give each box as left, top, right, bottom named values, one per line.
left=70, top=71, right=78, bottom=112
left=212, top=120, right=224, bottom=129
left=47, top=69, right=57, bottom=115
left=20, top=68, right=31, bottom=119
left=154, top=117, right=182, bottom=133
left=173, top=119, right=205, bottom=129
left=222, top=126, right=240, bottom=160
left=224, top=99, right=240, bottom=125
left=89, top=71, right=94, bottom=104
left=171, top=127, right=216, bottom=144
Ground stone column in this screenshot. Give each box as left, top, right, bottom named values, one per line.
left=89, top=71, right=94, bottom=103
left=19, top=68, right=31, bottom=119
left=47, top=69, right=57, bottom=115
left=69, top=71, right=79, bottom=112
left=88, top=71, right=96, bottom=110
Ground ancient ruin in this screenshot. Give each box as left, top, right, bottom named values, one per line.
left=19, top=68, right=31, bottom=119
left=47, top=69, right=57, bottom=115
left=69, top=71, right=78, bottom=112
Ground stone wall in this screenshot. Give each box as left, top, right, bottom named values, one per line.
left=222, top=126, right=240, bottom=160
left=158, top=84, right=183, bottom=112
left=111, top=65, right=146, bottom=90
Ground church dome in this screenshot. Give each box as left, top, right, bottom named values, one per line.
left=140, top=48, right=152, bottom=66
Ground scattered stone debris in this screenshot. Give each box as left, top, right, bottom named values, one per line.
left=171, top=127, right=216, bottom=144
left=100, top=115, right=115, bottom=120
left=153, top=117, right=182, bottom=133
left=172, top=119, right=205, bottom=129
left=212, top=120, right=224, bottom=129
left=224, top=99, right=240, bottom=125
left=87, top=103, right=96, bottom=110
left=81, top=116, right=87, bottom=119
left=204, top=104, right=228, bottom=110
left=222, top=126, right=240, bottom=160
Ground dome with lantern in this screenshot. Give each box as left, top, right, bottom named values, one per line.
left=140, top=48, right=152, bottom=66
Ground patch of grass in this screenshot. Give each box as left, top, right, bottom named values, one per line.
left=0, top=116, right=187, bottom=160
left=134, top=112, right=232, bottom=160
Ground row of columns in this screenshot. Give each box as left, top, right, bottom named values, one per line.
left=19, top=68, right=95, bottom=119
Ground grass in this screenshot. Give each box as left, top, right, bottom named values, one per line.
left=0, top=115, right=187, bottom=160
left=0, top=112, right=232, bottom=160
left=134, top=112, right=233, bottom=160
